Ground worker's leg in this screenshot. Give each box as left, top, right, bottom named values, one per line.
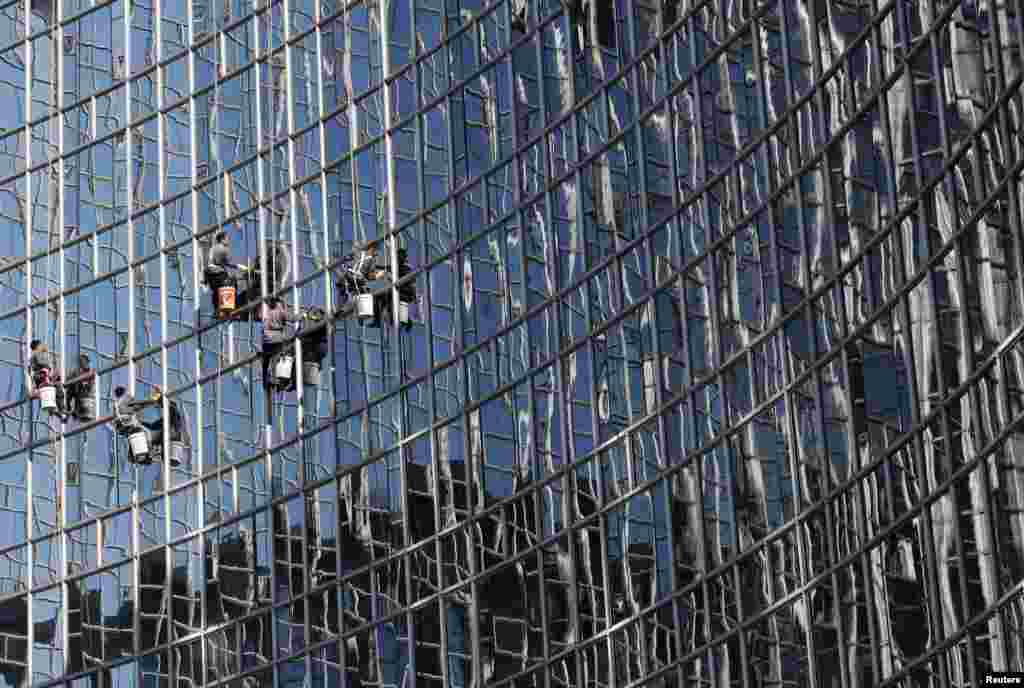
left=74, top=392, right=97, bottom=421
left=398, top=288, right=415, bottom=331
left=58, top=385, right=69, bottom=420
left=148, top=427, right=164, bottom=457
left=371, top=292, right=388, bottom=328
left=262, top=348, right=273, bottom=387
left=263, top=340, right=283, bottom=388
left=282, top=343, right=296, bottom=392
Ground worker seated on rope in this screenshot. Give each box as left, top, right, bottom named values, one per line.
left=378, top=247, right=416, bottom=331
left=204, top=231, right=249, bottom=318
left=352, top=239, right=385, bottom=284
left=113, top=386, right=158, bottom=464
left=29, top=340, right=67, bottom=420
left=261, top=297, right=306, bottom=390
left=297, top=307, right=329, bottom=389
left=141, top=386, right=189, bottom=467
left=66, top=354, right=96, bottom=422
left=337, top=240, right=387, bottom=326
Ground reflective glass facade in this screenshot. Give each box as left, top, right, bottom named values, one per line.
left=1, top=0, right=1024, bottom=686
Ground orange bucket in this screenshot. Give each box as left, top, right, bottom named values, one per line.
left=216, top=285, right=237, bottom=315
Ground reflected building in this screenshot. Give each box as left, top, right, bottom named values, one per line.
left=0, top=0, right=1021, bottom=686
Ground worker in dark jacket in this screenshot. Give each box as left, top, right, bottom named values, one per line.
left=205, top=231, right=243, bottom=288
left=261, top=297, right=305, bottom=388
left=297, top=307, right=329, bottom=389
left=350, top=240, right=385, bottom=284
left=29, top=340, right=67, bottom=419
left=29, top=340, right=58, bottom=375
left=113, top=386, right=158, bottom=463
left=395, top=248, right=416, bottom=330
left=378, top=248, right=416, bottom=330
left=205, top=231, right=249, bottom=317
left=396, top=249, right=415, bottom=302
left=143, top=386, right=189, bottom=467
left=341, top=240, right=389, bottom=326
left=66, top=354, right=96, bottom=421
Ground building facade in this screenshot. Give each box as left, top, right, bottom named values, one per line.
left=0, top=0, right=1022, bottom=686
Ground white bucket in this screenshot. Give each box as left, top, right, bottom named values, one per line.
left=38, top=386, right=57, bottom=411
left=129, top=431, right=149, bottom=458
left=356, top=294, right=375, bottom=318
left=303, top=361, right=321, bottom=387
left=275, top=354, right=294, bottom=381
left=397, top=301, right=410, bottom=324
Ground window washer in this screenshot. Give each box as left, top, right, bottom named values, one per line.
left=340, top=240, right=387, bottom=325
left=142, top=386, right=189, bottom=467
left=205, top=231, right=248, bottom=318
left=261, top=297, right=306, bottom=390
left=352, top=240, right=384, bottom=282
left=113, top=386, right=158, bottom=463
left=390, top=248, right=417, bottom=330
left=66, top=354, right=96, bottom=421
left=29, top=340, right=67, bottom=419
left=297, top=307, right=329, bottom=388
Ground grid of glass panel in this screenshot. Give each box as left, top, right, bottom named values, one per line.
left=0, top=0, right=1023, bottom=686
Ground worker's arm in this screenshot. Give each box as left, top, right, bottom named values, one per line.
left=123, top=396, right=156, bottom=414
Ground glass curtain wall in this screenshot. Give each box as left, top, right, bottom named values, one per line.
left=0, top=0, right=1020, bottom=686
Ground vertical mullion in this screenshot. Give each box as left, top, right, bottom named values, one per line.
left=580, top=10, right=621, bottom=687
left=526, top=9, right=553, bottom=688
left=662, top=12, right=702, bottom=687
left=441, top=2, right=468, bottom=682
left=415, top=2, right=453, bottom=685
left=507, top=6, right=548, bottom=687
left=310, top=0, right=337, bottom=677
left=53, top=0, right=71, bottom=676
left=678, top=9, right=716, bottom=684
left=154, top=0, right=176, bottom=681
left=123, top=0, right=143, bottom=674
left=186, top=0, right=211, bottom=676
left=547, top=6, right=584, bottom=685
left=499, top=7, right=522, bottom=688
left=251, top=0, right=277, bottom=685
left=378, top=1, right=417, bottom=685
left=414, top=9, right=448, bottom=685
left=22, top=0, right=35, bottom=676
left=282, top=0, right=305, bottom=454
